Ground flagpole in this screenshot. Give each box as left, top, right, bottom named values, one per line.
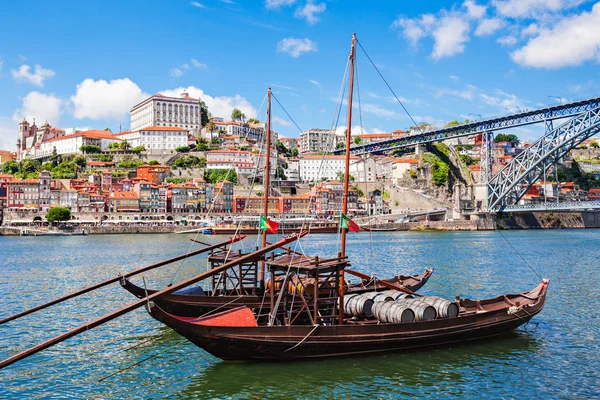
left=339, top=33, right=356, bottom=326
left=261, top=88, right=272, bottom=293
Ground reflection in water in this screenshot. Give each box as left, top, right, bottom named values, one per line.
left=1, top=230, right=599, bottom=399
left=177, top=332, right=540, bottom=399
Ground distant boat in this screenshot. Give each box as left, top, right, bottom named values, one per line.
left=362, top=226, right=398, bottom=232
left=20, top=228, right=88, bottom=237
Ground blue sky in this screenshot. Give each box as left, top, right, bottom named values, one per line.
left=1, top=0, right=600, bottom=150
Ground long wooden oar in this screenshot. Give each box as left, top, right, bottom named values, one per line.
left=345, top=268, right=423, bottom=297
left=0, top=236, right=246, bottom=326
left=0, top=232, right=306, bottom=370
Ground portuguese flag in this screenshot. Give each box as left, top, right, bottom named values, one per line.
left=341, top=213, right=360, bottom=232
left=260, top=215, right=279, bottom=234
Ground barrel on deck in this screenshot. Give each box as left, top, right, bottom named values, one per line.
left=396, top=298, right=437, bottom=321
left=416, top=296, right=459, bottom=318
left=361, top=291, right=395, bottom=303
left=344, top=294, right=374, bottom=318
left=380, top=290, right=414, bottom=301
left=372, top=301, right=415, bottom=323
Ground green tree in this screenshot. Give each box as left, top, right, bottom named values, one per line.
left=41, top=162, right=54, bottom=171
left=120, top=140, right=131, bottom=151
left=132, top=145, right=146, bottom=153
left=494, top=133, right=520, bottom=145
left=2, top=160, right=19, bottom=174
left=148, top=160, right=160, bottom=165
left=176, top=145, right=191, bottom=153
left=210, top=137, right=221, bottom=145
left=231, top=108, right=245, bottom=122
left=205, top=120, right=216, bottom=136
left=198, top=157, right=207, bottom=168
left=199, top=100, right=210, bottom=127
left=80, top=145, right=101, bottom=154
left=20, top=159, right=41, bottom=175
left=49, top=146, right=59, bottom=167
left=354, top=136, right=363, bottom=145
left=444, top=120, right=461, bottom=127
left=352, top=185, right=364, bottom=197
left=336, top=142, right=345, bottom=149
left=46, top=207, right=71, bottom=222
left=590, top=140, right=599, bottom=148
left=291, top=148, right=298, bottom=157
left=204, top=169, right=238, bottom=184
left=104, top=127, right=112, bottom=133
left=197, top=143, right=209, bottom=151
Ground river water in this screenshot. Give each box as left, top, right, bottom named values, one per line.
left=0, top=230, right=598, bottom=399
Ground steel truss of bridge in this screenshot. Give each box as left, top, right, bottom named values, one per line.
left=333, top=96, right=600, bottom=155
left=496, top=201, right=600, bottom=213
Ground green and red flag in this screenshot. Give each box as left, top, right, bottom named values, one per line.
left=260, top=215, right=279, bottom=234
left=340, top=213, right=360, bottom=233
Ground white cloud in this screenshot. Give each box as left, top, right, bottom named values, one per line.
left=190, top=1, right=206, bottom=8
left=391, top=14, right=436, bottom=46
left=497, top=35, right=518, bottom=46
left=360, top=103, right=404, bottom=119
left=191, top=59, right=207, bottom=69
left=0, top=116, right=15, bottom=151
left=160, top=86, right=257, bottom=121
left=273, top=116, right=292, bottom=127
left=493, top=0, right=564, bottom=18
left=170, top=59, right=207, bottom=78
left=294, top=1, right=326, bottom=25
left=521, top=23, right=539, bottom=37
left=432, top=17, right=470, bottom=59
left=463, top=0, right=487, bottom=18
left=511, top=3, right=600, bottom=68
left=70, top=78, right=148, bottom=120
left=277, top=37, right=318, bottom=58
left=0, top=57, right=3, bottom=74
left=309, top=79, right=320, bottom=86
left=435, top=84, right=478, bottom=100
left=13, top=92, right=63, bottom=125
left=11, top=64, right=55, bottom=87
left=334, top=125, right=381, bottom=136
left=475, top=18, right=506, bottom=36
left=480, top=89, right=523, bottom=111
left=266, top=0, right=295, bottom=8
left=449, top=75, right=459, bottom=81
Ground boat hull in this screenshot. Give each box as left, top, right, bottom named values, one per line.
left=148, top=280, right=548, bottom=361
left=121, top=268, right=433, bottom=317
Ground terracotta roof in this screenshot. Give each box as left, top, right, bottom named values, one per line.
left=0, top=174, right=14, bottom=178
left=358, top=133, right=393, bottom=139
left=110, top=191, right=139, bottom=199
left=394, top=159, right=419, bottom=164
left=140, top=126, right=189, bottom=132
left=87, top=161, right=115, bottom=166
left=45, top=129, right=118, bottom=143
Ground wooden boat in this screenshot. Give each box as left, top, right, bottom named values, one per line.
left=121, top=267, right=433, bottom=317
left=362, top=226, right=398, bottom=232
left=148, top=278, right=549, bottom=360
left=208, top=223, right=339, bottom=235
left=142, top=34, right=549, bottom=362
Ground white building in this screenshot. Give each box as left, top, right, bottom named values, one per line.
left=130, top=91, right=202, bottom=137
left=299, top=155, right=360, bottom=182
left=349, top=157, right=379, bottom=182
left=116, top=126, right=188, bottom=150
left=37, top=130, right=120, bottom=159
left=206, top=150, right=254, bottom=164
left=391, top=159, right=419, bottom=182
left=299, top=129, right=335, bottom=154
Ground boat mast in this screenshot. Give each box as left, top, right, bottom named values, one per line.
left=339, top=33, right=356, bottom=325
left=260, top=88, right=272, bottom=289
left=341, top=34, right=356, bottom=258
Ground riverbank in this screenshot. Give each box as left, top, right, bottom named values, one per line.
left=3, top=210, right=600, bottom=235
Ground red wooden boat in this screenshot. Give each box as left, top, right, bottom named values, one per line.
left=148, top=278, right=549, bottom=360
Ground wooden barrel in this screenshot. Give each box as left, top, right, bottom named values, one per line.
left=361, top=291, right=395, bottom=303
left=288, top=276, right=334, bottom=295
left=416, top=296, right=459, bottom=318
left=396, top=299, right=437, bottom=321
left=344, top=294, right=374, bottom=318
left=372, top=301, right=415, bottom=323
left=380, top=290, right=414, bottom=301
left=265, top=276, right=285, bottom=292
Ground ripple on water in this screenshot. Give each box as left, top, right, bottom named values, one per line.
left=0, top=231, right=599, bottom=399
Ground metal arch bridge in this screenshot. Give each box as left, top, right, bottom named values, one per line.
left=487, top=106, right=600, bottom=211
left=332, top=95, right=600, bottom=156
left=496, top=201, right=600, bottom=213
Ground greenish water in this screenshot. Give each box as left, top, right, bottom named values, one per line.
left=0, top=230, right=598, bottom=399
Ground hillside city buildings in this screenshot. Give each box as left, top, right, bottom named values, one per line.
left=130, top=91, right=202, bottom=137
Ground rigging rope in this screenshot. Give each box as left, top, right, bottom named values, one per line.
left=496, top=230, right=543, bottom=281
left=355, top=38, right=423, bottom=134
